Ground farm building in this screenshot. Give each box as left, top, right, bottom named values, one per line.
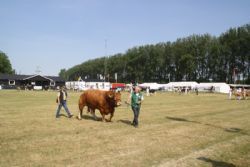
left=0, top=74, right=65, bottom=90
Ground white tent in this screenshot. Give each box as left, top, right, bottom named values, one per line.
left=161, top=82, right=198, bottom=91
left=138, top=81, right=230, bottom=93
left=139, top=83, right=162, bottom=90
left=66, top=81, right=110, bottom=91
left=198, top=83, right=230, bottom=93
left=168, top=82, right=198, bottom=88
left=66, top=81, right=86, bottom=90
left=85, top=82, right=110, bottom=90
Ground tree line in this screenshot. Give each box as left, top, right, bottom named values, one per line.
left=59, top=24, right=250, bottom=84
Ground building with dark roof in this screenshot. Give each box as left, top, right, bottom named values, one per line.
left=0, top=74, right=65, bottom=90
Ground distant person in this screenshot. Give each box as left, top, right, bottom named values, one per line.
left=116, top=87, right=122, bottom=92
left=195, top=87, right=199, bottom=95
left=185, top=87, right=188, bottom=94
left=129, top=84, right=133, bottom=94
left=178, top=87, right=181, bottom=95
left=128, top=86, right=144, bottom=128
left=228, top=88, right=232, bottom=99
left=56, top=86, right=73, bottom=118
left=242, top=87, right=246, bottom=100
left=146, top=87, right=150, bottom=96
left=237, top=88, right=242, bottom=100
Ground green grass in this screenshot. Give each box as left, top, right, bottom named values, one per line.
left=0, top=90, right=249, bottom=167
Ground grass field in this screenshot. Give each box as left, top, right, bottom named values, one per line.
left=0, top=90, right=249, bottom=167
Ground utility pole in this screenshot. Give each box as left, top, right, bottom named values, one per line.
left=115, top=73, right=117, bottom=83
left=104, top=39, right=109, bottom=82
left=104, top=39, right=107, bottom=82
left=233, top=68, right=237, bottom=84
left=35, top=66, right=42, bottom=75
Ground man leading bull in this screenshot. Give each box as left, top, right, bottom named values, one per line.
left=129, top=86, right=144, bottom=128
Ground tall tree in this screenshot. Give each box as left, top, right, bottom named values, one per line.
left=0, top=51, right=13, bottom=74
left=59, top=69, right=67, bottom=80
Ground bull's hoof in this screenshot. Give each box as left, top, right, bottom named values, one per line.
left=105, top=119, right=112, bottom=122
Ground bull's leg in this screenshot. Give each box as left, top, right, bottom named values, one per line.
left=98, top=108, right=106, bottom=122
left=108, top=112, right=114, bottom=122
left=78, top=95, right=86, bottom=120
left=78, top=105, right=84, bottom=120
left=101, top=113, right=106, bottom=122
left=91, top=109, right=98, bottom=120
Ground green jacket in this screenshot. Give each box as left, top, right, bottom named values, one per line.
left=131, top=92, right=143, bottom=107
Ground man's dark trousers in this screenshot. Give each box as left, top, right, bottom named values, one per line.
left=132, top=105, right=140, bottom=126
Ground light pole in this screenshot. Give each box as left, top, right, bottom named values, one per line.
left=104, top=39, right=108, bottom=82
left=233, top=68, right=237, bottom=84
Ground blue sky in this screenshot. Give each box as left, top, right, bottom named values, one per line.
left=0, top=0, right=249, bottom=76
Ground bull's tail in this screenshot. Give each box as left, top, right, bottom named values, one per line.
left=78, top=94, right=86, bottom=120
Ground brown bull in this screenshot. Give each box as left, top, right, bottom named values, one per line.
left=78, top=90, right=121, bottom=121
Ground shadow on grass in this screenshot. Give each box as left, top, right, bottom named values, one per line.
left=166, top=116, right=247, bottom=135
left=197, top=157, right=236, bottom=167
left=166, top=117, right=200, bottom=124
left=224, top=128, right=242, bottom=133
left=56, top=114, right=69, bottom=118
left=117, top=119, right=132, bottom=126
left=78, top=115, right=114, bottom=122
left=80, top=115, right=101, bottom=121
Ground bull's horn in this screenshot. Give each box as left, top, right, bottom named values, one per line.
left=108, top=94, right=114, bottom=98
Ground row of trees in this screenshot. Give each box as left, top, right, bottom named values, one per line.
left=60, top=24, right=250, bottom=84
left=0, top=51, right=14, bottom=74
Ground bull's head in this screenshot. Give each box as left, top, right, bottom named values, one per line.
left=107, top=91, right=122, bottom=107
